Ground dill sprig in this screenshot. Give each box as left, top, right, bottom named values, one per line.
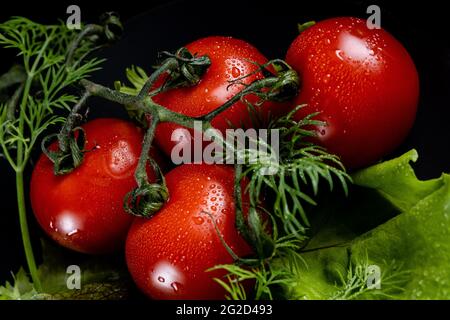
left=244, top=105, right=351, bottom=236
left=0, top=16, right=115, bottom=291
left=331, top=258, right=409, bottom=300
left=208, top=106, right=351, bottom=300
left=0, top=17, right=103, bottom=170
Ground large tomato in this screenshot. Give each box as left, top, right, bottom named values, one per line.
left=125, top=164, right=252, bottom=300
left=153, top=36, right=288, bottom=157
left=30, top=118, right=162, bottom=254
left=286, top=17, right=419, bottom=168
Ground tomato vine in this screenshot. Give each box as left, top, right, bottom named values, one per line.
left=1, top=14, right=350, bottom=298
left=43, top=42, right=350, bottom=298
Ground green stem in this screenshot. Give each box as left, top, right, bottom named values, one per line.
left=12, top=27, right=53, bottom=292
left=16, top=170, right=42, bottom=291
left=200, top=78, right=278, bottom=122
left=66, top=25, right=103, bottom=69
left=81, top=79, right=240, bottom=161
left=137, top=59, right=178, bottom=100
left=0, top=65, right=26, bottom=91
left=58, top=91, right=91, bottom=153
left=234, top=163, right=251, bottom=243
left=134, top=114, right=159, bottom=185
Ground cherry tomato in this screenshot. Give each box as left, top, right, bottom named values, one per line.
left=153, top=36, right=288, bottom=157
left=30, top=118, right=162, bottom=254
left=286, top=17, right=419, bottom=168
left=125, top=164, right=252, bottom=300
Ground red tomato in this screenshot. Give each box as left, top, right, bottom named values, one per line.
left=125, top=164, right=252, bottom=300
left=30, top=118, right=162, bottom=254
left=153, top=36, right=288, bottom=157
left=286, top=17, right=419, bottom=168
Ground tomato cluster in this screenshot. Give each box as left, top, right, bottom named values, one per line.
left=30, top=17, right=418, bottom=299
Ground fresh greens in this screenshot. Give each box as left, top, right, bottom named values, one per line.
left=283, top=150, right=450, bottom=299
left=0, top=268, right=38, bottom=300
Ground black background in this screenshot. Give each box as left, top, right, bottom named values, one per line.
left=0, top=0, right=449, bottom=289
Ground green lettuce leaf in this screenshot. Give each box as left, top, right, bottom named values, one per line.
left=283, top=150, right=450, bottom=299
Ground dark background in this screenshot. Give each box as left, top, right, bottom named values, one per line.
left=1, top=0, right=449, bottom=286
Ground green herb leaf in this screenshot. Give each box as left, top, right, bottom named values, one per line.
left=282, top=150, right=450, bottom=299
left=0, top=17, right=104, bottom=172
left=352, top=150, right=443, bottom=211
left=0, top=268, right=38, bottom=300
left=245, top=105, right=351, bottom=237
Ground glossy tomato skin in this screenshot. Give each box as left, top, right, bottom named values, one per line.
left=126, top=164, right=252, bottom=300
left=286, top=17, right=419, bottom=168
left=31, top=118, right=161, bottom=254
left=154, top=36, right=288, bottom=157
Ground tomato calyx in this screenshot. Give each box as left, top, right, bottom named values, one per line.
left=263, top=59, right=300, bottom=102
left=156, top=47, right=211, bottom=90
left=41, top=126, right=90, bottom=176
left=297, top=21, right=316, bottom=34
left=124, top=118, right=169, bottom=218
left=40, top=91, right=91, bottom=175
left=98, top=12, right=123, bottom=43
left=124, top=175, right=169, bottom=218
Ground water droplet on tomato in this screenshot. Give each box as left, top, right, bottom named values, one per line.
left=67, top=229, right=78, bottom=237
left=158, top=276, right=165, bottom=283
left=171, top=282, right=182, bottom=293
left=335, top=49, right=344, bottom=61
left=193, top=216, right=204, bottom=225
left=231, top=66, right=241, bottom=78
